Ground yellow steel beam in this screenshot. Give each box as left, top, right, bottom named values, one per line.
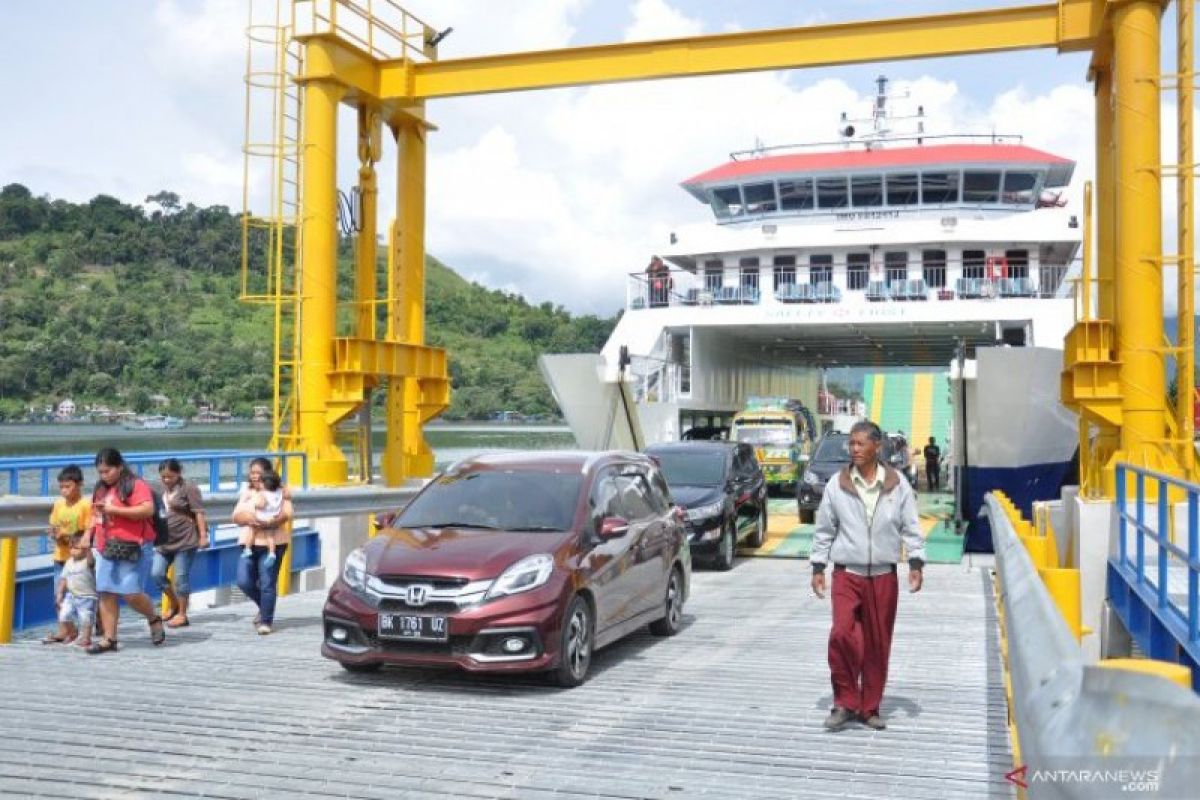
left=1177, top=0, right=1196, bottom=469
left=390, top=2, right=1103, bottom=100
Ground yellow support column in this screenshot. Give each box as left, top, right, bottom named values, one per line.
left=295, top=74, right=349, bottom=486
left=1177, top=0, right=1196, bottom=471
left=0, top=537, right=16, bottom=644
left=355, top=106, right=381, bottom=341
left=383, top=105, right=436, bottom=486
left=1108, top=1, right=1178, bottom=477
left=277, top=521, right=294, bottom=596
left=1038, top=568, right=1082, bottom=641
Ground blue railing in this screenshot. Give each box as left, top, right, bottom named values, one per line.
left=1110, top=464, right=1200, bottom=690
left=0, top=449, right=309, bottom=497
left=9, top=526, right=322, bottom=632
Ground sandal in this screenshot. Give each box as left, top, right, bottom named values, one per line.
left=86, top=638, right=118, bottom=655
left=166, top=616, right=190, bottom=629
left=148, top=616, right=166, bottom=646
left=41, top=634, right=67, bottom=645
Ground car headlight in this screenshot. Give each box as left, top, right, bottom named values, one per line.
left=342, top=547, right=368, bottom=591
left=484, top=554, right=554, bottom=601
left=803, top=471, right=820, bottom=485
left=685, top=501, right=724, bottom=521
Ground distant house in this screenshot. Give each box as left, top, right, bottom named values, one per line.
left=253, top=405, right=270, bottom=421
left=56, top=399, right=76, bottom=420
left=149, top=393, right=170, bottom=408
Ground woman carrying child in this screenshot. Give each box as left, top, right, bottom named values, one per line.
left=152, top=458, right=208, bottom=628
left=82, top=447, right=166, bottom=654
left=232, top=457, right=293, bottom=636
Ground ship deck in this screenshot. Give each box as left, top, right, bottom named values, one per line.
left=0, top=556, right=1011, bottom=799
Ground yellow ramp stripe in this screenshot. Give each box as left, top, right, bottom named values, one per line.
left=870, top=373, right=885, bottom=424
left=911, top=372, right=934, bottom=449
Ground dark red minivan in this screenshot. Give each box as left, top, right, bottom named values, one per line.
left=322, top=451, right=691, bottom=686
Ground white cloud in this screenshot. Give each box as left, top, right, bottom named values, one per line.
left=152, top=0, right=245, bottom=75
left=622, top=0, right=703, bottom=41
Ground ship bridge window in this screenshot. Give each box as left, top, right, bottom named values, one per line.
left=1002, top=171, right=1039, bottom=205
left=847, top=253, right=870, bottom=290
left=739, top=257, right=760, bottom=291
left=779, top=178, right=814, bottom=210
left=742, top=182, right=778, bottom=214
left=885, top=252, right=909, bottom=285
left=886, top=173, right=919, bottom=205
left=963, top=171, right=1001, bottom=204
left=809, top=254, right=833, bottom=285
left=922, top=172, right=960, bottom=204
left=711, top=186, right=744, bottom=219
left=772, top=255, right=796, bottom=289
left=922, top=250, right=947, bottom=288
left=851, top=175, right=883, bottom=207
left=817, top=176, right=849, bottom=209
left=963, top=249, right=987, bottom=280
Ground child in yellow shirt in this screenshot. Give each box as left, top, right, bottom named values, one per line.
left=47, top=465, right=91, bottom=607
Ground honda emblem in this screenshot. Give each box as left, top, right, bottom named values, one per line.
left=406, top=585, right=431, bottom=606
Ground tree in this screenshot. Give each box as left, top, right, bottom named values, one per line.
left=145, top=191, right=181, bottom=216
left=128, top=387, right=153, bottom=414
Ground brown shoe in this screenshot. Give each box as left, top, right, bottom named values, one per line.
left=860, top=714, right=887, bottom=730
left=824, top=707, right=854, bottom=731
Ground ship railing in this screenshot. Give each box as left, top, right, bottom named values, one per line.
left=728, top=132, right=1025, bottom=161
left=626, top=261, right=1072, bottom=311
left=1111, top=465, right=1200, bottom=689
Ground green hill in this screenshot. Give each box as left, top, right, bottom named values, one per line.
left=0, top=184, right=617, bottom=421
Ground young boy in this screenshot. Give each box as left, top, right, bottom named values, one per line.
left=47, top=465, right=91, bottom=607
left=43, top=536, right=97, bottom=647
left=238, top=470, right=283, bottom=566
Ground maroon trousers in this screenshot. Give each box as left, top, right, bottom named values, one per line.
left=828, top=567, right=899, bottom=717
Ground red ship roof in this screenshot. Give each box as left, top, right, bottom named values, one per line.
left=683, top=144, right=1074, bottom=187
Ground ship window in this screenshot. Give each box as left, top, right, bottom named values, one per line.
left=962, top=249, right=987, bottom=280
left=885, top=252, right=908, bottom=285
left=847, top=253, right=870, bottom=290
left=886, top=173, right=919, bottom=205
left=773, top=255, right=796, bottom=290
left=851, top=174, right=883, bottom=208
left=1002, top=171, right=1039, bottom=205
left=703, top=259, right=724, bottom=292
left=711, top=186, right=744, bottom=218
left=779, top=178, right=814, bottom=210
left=922, top=250, right=947, bottom=288
left=739, top=257, right=760, bottom=291
left=809, top=254, right=833, bottom=285
left=1005, top=249, right=1029, bottom=280
left=921, top=172, right=959, bottom=204
left=817, top=176, right=849, bottom=209
left=742, top=182, right=778, bottom=214
left=963, top=171, right=1001, bottom=204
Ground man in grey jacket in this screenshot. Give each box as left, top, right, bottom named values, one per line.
left=810, top=420, right=925, bottom=731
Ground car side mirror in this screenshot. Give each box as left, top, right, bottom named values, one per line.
left=598, top=516, right=630, bottom=540
left=372, top=512, right=396, bottom=531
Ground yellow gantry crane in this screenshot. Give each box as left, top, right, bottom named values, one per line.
left=242, top=0, right=1194, bottom=492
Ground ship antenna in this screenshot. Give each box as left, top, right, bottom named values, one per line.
left=917, top=105, right=925, bottom=146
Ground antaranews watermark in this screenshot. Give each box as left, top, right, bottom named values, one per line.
left=1004, top=757, right=1197, bottom=798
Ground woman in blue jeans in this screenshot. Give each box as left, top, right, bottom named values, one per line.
left=152, top=459, right=208, bottom=628
left=233, top=458, right=293, bottom=635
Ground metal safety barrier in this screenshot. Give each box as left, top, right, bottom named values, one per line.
left=1110, top=465, right=1200, bottom=688
left=986, top=493, right=1200, bottom=798
left=0, top=484, right=419, bottom=642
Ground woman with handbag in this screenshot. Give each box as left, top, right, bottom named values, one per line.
left=82, top=447, right=166, bottom=654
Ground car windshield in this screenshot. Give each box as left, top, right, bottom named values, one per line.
left=396, top=470, right=582, bottom=531
left=735, top=425, right=794, bottom=446
left=813, top=436, right=850, bottom=463
left=651, top=451, right=727, bottom=487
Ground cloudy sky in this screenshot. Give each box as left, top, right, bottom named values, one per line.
left=0, top=0, right=1190, bottom=315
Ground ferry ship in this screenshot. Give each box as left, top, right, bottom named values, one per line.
left=542, top=78, right=1082, bottom=551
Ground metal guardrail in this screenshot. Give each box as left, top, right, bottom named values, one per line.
left=1111, top=465, right=1200, bottom=687
left=0, top=449, right=309, bottom=496
left=985, top=494, right=1200, bottom=798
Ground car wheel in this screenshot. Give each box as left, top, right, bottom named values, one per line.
left=339, top=661, right=382, bottom=674
left=798, top=508, right=815, bottom=525
left=713, top=518, right=736, bottom=571
left=552, top=595, right=594, bottom=688
left=747, top=506, right=767, bottom=549
left=649, top=567, right=685, bottom=636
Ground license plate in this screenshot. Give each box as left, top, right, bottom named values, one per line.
left=377, top=613, right=449, bottom=641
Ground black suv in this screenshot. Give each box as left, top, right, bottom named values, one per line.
left=645, top=441, right=767, bottom=570
left=797, top=431, right=907, bottom=522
